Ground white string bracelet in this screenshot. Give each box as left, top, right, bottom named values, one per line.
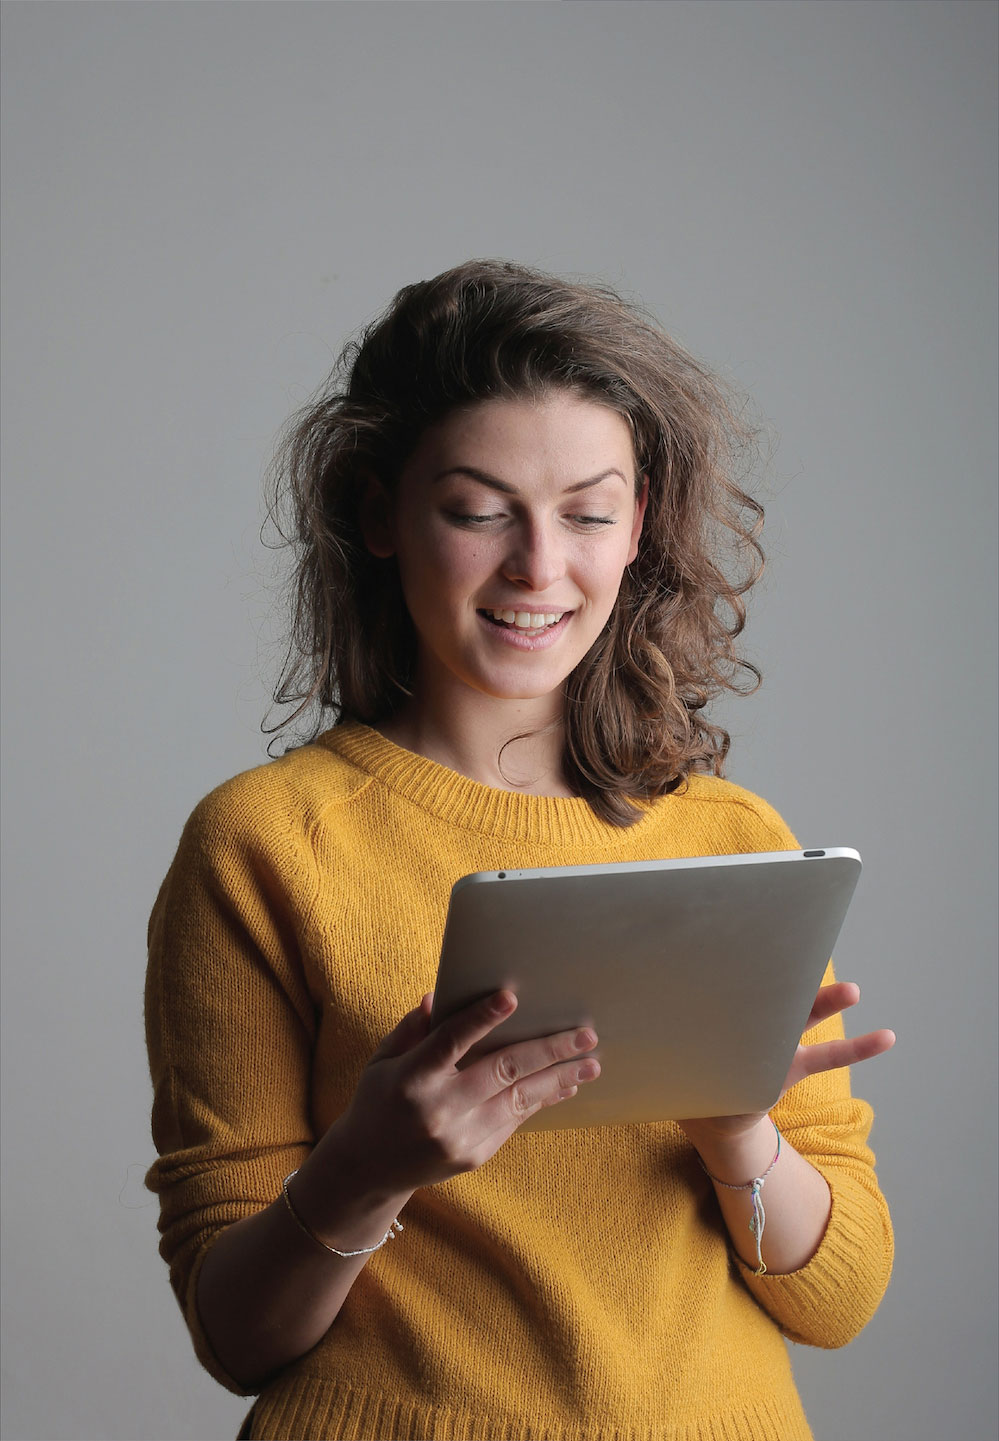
left=699, top=1125, right=781, bottom=1276
left=281, top=1170, right=403, bottom=1258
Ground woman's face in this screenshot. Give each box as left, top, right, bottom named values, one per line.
left=367, top=390, right=647, bottom=717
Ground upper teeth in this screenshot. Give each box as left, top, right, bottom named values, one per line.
left=486, top=609, right=565, bottom=629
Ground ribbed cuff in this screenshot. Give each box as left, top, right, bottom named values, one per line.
left=735, top=1166, right=894, bottom=1348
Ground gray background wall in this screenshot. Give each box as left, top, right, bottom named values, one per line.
left=2, top=3, right=996, bottom=1439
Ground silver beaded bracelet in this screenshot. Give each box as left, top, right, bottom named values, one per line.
left=281, top=1170, right=403, bottom=1258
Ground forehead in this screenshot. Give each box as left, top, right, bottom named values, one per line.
left=404, top=392, right=636, bottom=482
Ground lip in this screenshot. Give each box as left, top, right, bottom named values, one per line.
left=477, top=609, right=573, bottom=650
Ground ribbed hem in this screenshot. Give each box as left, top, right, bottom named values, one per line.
left=315, top=723, right=653, bottom=848
left=248, top=1377, right=813, bottom=1441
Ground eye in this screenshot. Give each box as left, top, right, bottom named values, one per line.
left=446, top=511, right=505, bottom=528
left=568, top=514, right=616, bottom=529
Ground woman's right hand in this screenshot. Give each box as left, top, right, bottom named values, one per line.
left=318, top=990, right=600, bottom=1197
left=197, top=993, right=599, bottom=1387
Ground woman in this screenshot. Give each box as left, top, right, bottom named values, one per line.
left=145, top=259, right=895, bottom=1441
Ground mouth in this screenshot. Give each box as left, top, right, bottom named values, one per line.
left=479, top=607, right=568, bottom=636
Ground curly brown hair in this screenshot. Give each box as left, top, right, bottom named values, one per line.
left=264, top=258, right=766, bottom=826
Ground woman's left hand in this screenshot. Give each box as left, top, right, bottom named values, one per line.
left=678, top=981, right=895, bottom=1146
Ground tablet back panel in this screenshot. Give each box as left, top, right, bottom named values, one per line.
left=431, top=849, right=862, bottom=1129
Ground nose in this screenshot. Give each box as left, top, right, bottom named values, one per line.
left=501, top=519, right=567, bottom=592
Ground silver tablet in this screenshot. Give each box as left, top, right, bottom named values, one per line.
left=430, top=848, right=862, bottom=1130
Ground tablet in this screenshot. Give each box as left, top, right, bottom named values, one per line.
left=430, top=848, right=862, bottom=1130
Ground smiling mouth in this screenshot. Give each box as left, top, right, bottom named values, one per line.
left=480, top=608, right=568, bottom=632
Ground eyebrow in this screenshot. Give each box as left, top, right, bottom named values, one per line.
left=432, top=465, right=629, bottom=494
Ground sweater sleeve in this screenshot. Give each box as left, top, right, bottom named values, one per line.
left=144, top=777, right=320, bottom=1394
left=733, top=976, right=894, bottom=1348
left=716, top=789, right=894, bottom=1346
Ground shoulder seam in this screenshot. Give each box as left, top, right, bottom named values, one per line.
left=304, top=772, right=378, bottom=844
left=673, top=783, right=790, bottom=849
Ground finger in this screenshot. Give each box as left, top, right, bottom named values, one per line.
left=369, top=999, right=435, bottom=1061
left=787, top=1027, right=896, bottom=1089
left=461, top=1026, right=599, bottom=1107
left=476, top=1054, right=602, bottom=1139
left=801, top=981, right=861, bottom=1034
left=414, top=989, right=518, bottom=1072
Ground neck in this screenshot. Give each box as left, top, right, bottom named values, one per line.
left=375, top=679, right=573, bottom=797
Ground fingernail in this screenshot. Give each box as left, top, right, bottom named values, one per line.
left=559, top=1085, right=578, bottom=1100
left=574, top=1029, right=597, bottom=1051
left=577, top=1059, right=600, bottom=1082
left=491, top=991, right=515, bottom=1016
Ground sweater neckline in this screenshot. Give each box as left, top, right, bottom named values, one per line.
left=314, top=721, right=653, bottom=848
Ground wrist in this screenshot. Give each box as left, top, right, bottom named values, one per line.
left=685, top=1115, right=779, bottom=1185
left=291, top=1128, right=415, bottom=1253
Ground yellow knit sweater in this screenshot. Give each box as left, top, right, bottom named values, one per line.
left=145, top=723, right=893, bottom=1441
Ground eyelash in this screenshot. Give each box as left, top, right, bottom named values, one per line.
left=448, top=512, right=615, bottom=530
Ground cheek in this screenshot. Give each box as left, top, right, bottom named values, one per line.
left=579, top=539, right=634, bottom=599
left=396, top=527, right=491, bottom=602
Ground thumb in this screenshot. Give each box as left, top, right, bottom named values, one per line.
left=369, top=993, right=434, bottom=1061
